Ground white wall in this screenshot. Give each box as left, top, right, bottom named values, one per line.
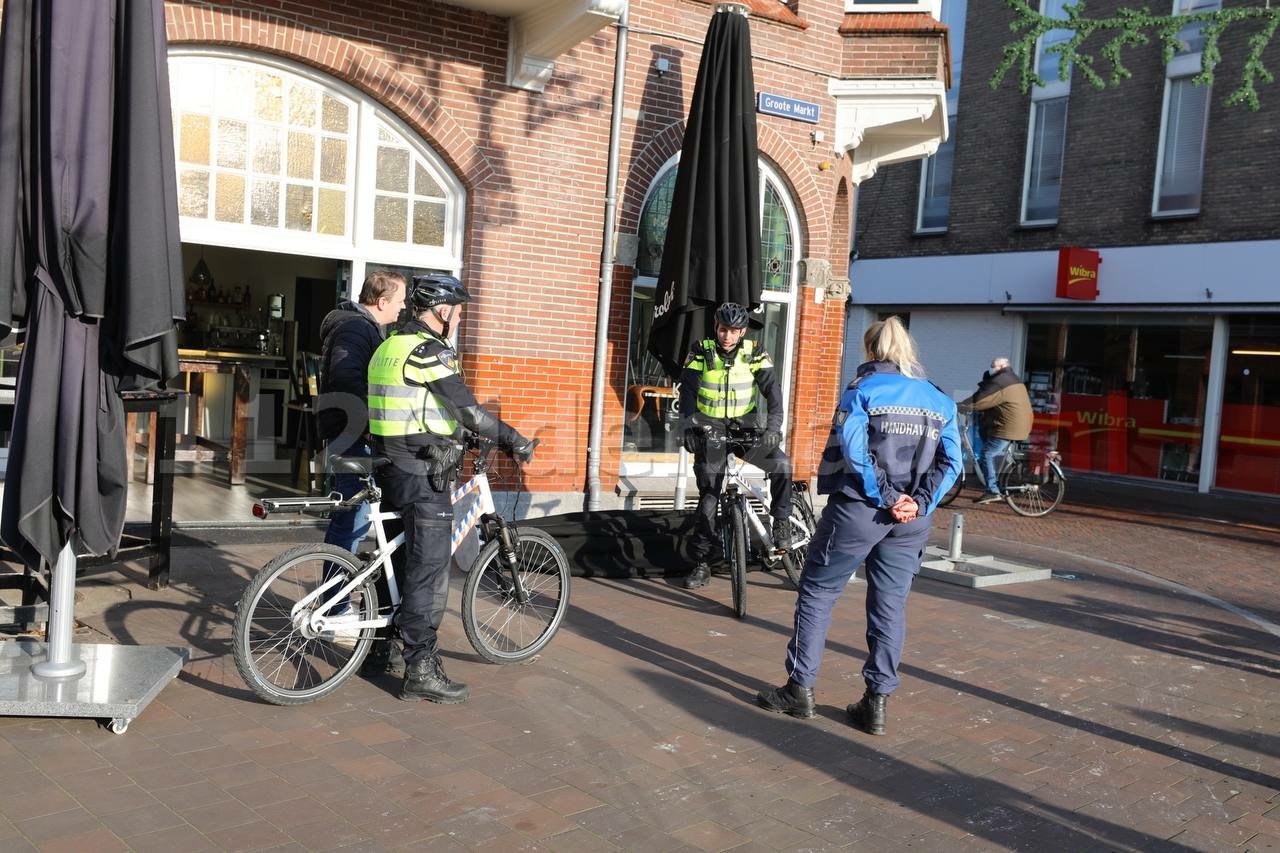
left=841, top=307, right=1022, bottom=402
left=911, top=310, right=1022, bottom=400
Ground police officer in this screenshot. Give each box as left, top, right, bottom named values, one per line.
left=757, top=316, right=961, bottom=735
left=368, top=274, right=534, bottom=703
left=679, top=302, right=792, bottom=590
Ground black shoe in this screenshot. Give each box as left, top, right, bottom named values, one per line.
left=846, top=688, right=888, bottom=735
left=683, top=562, right=712, bottom=590
left=974, top=492, right=1004, bottom=505
left=399, top=654, right=470, bottom=704
left=756, top=679, right=816, bottom=719
left=771, top=518, right=792, bottom=550
left=360, top=640, right=405, bottom=678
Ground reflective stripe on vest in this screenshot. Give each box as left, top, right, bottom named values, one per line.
left=693, top=338, right=759, bottom=419
left=367, top=332, right=458, bottom=437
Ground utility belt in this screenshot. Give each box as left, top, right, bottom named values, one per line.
left=372, top=435, right=463, bottom=492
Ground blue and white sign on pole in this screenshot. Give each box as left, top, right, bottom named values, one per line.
left=756, top=92, right=821, bottom=124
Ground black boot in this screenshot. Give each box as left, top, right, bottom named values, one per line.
left=683, top=562, right=712, bottom=590
left=771, top=518, right=792, bottom=550
left=399, top=654, right=470, bottom=704
left=360, top=640, right=405, bottom=678
left=756, top=679, right=815, bottom=719
left=846, top=688, right=888, bottom=735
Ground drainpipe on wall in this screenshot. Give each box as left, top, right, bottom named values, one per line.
left=586, top=4, right=629, bottom=512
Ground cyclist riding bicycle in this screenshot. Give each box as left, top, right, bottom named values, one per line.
left=367, top=273, right=535, bottom=704
left=679, top=302, right=792, bottom=590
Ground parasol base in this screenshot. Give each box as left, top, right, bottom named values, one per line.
left=0, top=640, right=187, bottom=734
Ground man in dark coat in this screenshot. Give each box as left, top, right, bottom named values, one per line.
left=315, top=269, right=405, bottom=655
left=959, top=357, right=1033, bottom=503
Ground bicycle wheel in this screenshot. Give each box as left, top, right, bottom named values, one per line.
left=937, top=470, right=965, bottom=508
left=725, top=501, right=748, bottom=619
left=461, top=527, right=571, bottom=664
left=232, top=544, right=378, bottom=706
left=999, top=460, right=1065, bottom=517
left=779, top=495, right=818, bottom=588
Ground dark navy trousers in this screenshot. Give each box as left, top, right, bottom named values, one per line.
left=785, top=493, right=932, bottom=695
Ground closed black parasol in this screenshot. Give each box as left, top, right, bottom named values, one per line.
left=647, top=2, right=761, bottom=380
left=0, top=0, right=185, bottom=570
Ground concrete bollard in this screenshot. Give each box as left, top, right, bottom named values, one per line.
left=948, top=513, right=964, bottom=560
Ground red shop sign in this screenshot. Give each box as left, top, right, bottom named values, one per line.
left=1056, top=247, right=1101, bottom=300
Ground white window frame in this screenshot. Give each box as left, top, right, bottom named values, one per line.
left=916, top=0, right=966, bottom=234
left=169, top=47, right=466, bottom=297
left=1019, top=0, right=1071, bottom=226
left=846, top=0, right=943, bottom=17
left=915, top=114, right=955, bottom=234
left=1151, top=0, right=1218, bottom=218
left=623, top=155, right=803, bottom=477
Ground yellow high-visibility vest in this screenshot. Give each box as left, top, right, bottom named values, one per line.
left=367, top=331, right=458, bottom=438
left=688, top=339, right=771, bottom=419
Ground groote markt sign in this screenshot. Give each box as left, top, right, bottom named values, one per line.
left=1056, top=247, right=1101, bottom=300
left=756, top=91, right=821, bottom=124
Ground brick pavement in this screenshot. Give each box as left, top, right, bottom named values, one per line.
left=0, top=500, right=1276, bottom=852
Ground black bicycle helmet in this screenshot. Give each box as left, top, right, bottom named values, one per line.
left=714, top=302, right=750, bottom=329
left=409, top=274, right=472, bottom=312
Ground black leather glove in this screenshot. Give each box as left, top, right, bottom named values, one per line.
left=759, top=429, right=782, bottom=451
left=510, top=438, right=536, bottom=464
left=682, top=428, right=699, bottom=454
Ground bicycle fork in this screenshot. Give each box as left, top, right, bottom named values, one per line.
left=481, top=513, right=531, bottom=605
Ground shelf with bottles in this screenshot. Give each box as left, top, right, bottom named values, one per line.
left=186, top=283, right=251, bottom=307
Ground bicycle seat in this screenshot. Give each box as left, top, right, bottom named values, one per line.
left=329, top=455, right=389, bottom=475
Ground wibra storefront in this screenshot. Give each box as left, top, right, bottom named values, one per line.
left=844, top=239, right=1280, bottom=497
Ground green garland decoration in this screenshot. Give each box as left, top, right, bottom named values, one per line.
left=991, top=1, right=1280, bottom=110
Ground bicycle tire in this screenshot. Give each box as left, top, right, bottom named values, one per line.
left=726, top=501, right=748, bottom=619
left=461, top=527, right=571, bottom=664
left=779, top=495, right=818, bottom=588
left=937, top=470, right=965, bottom=508
left=999, top=460, right=1066, bottom=517
left=232, top=544, right=378, bottom=706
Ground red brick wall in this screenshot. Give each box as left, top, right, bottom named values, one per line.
left=150, top=0, right=944, bottom=494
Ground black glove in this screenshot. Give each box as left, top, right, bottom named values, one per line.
left=682, top=428, right=699, bottom=454
left=510, top=438, right=536, bottom=464
left=759, top=429, right=782, bottom=451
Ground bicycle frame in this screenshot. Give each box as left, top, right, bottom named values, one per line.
left=716, top=442, right=812, bottom=560
left=255, top=450, right=501, bottom=638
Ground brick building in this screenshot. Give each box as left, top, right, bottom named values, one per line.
left=846, top=0, right=1280, bottom=497
left=57, top=0, right=952, bottom=512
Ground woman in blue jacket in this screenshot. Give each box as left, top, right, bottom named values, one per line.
left=758, top=316, right=961, bottom=734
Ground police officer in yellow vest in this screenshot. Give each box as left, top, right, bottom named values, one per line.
left=368, top=274, right=534, bottom=703
left=679, top=302, right=792, bottom=590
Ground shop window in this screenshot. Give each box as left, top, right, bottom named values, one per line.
left=1217, top=317, right=1280, bottom=494
left=1152, top=0, right=1218, bottom=217
left=1023, top=317, right=1212, bottom=484
left=624, top=158, right=801, bottom=463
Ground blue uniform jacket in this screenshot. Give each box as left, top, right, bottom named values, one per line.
left=818, top=361, right=962, bottom=514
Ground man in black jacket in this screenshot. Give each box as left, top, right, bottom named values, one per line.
left=315, top=269, right=405, bottom=622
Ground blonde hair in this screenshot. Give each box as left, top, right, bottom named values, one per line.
left=863, top=316, right=923, bottom=379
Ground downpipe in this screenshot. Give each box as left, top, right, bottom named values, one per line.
left=585, top=5, right=629, bottom=512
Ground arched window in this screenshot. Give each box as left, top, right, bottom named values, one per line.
left=624, top=156, right=803, bottom=469
left=168, top=48, right=464, bottom=283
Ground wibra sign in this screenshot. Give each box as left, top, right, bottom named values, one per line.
left=1056, top=247, right=1101, bottom=300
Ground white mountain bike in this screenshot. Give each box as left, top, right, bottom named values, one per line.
left=232, top=436, right=570, bottom=706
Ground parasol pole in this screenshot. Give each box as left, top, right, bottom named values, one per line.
left=30, top=543, right=87, bottom=678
